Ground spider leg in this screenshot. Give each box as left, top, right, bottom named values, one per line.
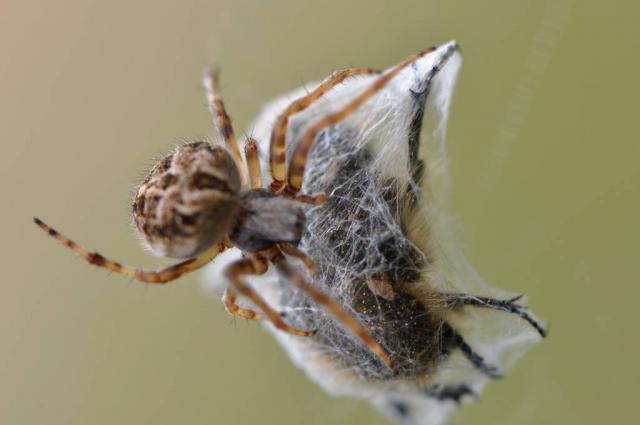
left=269, top=67, right=380, bottom=191
left=223, top=287, right=263, bottom=321
left=202, top=68, right=246, bottom=184
left=33, top=218, right=223, bottom=283
left=224, top=256, right=316, bottom=337
left=442, top=321, right=502, bottom=378
left=292, top=193, right=326, bottom=205
left=272, top=251, right=394, bottom=370
left=222, top=244, right=268, bottom=322
left=278, top=243, right=316, bottom=276
left=442, top=293, right=547, bottom=338
left=243, top=136, right=263, bottom=189
left=285, top=45, right=461, bottom=195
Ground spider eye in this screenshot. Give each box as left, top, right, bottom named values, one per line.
left=133, top=141, right=240, bottom=258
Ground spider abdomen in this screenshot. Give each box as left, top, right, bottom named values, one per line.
left=132, top=141, right=241, bottom=258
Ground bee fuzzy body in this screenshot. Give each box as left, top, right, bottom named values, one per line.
left=251, top=113, right=448, bottom=397
left=282, top=141, right=444, bottom=382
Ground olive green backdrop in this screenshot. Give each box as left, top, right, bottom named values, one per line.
left=1, top=1, right=637, bottom=424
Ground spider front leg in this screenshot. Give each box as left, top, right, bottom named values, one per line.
left=285, top=46, right=462, bottom=195
left=243, top=136, right=263, bottom=189
left=224, top=256, right=316, bottom=337
left=34, top=218, right=224, bottom=283
left=268, top=67, right=380, bottom=191
left=203, top=68, right=247, bottom=185
left=245, top=135, right=325, bottom=203
left=272, top=251, right=394, bottom=370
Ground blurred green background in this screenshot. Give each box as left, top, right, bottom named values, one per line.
left=1, top=1, right=638, bottom=424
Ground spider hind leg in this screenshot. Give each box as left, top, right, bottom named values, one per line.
left=268, top=67, right=380, bottom=191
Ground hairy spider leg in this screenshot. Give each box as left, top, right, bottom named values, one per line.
left=443, top=293, right=547, bottom=338
left=292, top=193, right=327, bottom=205
left=223, top=253, right=269, bottom=321
left=272, top=250, right=394, bottom=371
left=223, top=288, right=263, bottom=321
left=224, top=256, right=316, bottom=337
left=33, top=218, right=224, bottom=283
left=442, top=322, right=502, bottom=379
left=246, top=134, right=324, bottom=203
left=243, top=136, right=263, bottom=189
left=268, top=67, right=380, bottom=191
left=203, top=68, right=247, bottom=185
left=278, top=243, right=317, bottom=275
left=286, top=45, right=463, bottom=195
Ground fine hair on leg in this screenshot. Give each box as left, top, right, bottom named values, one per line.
left=284, top=47, right=464, bottom=194
left=224, top=256, right=316, bottom=337
left=268, top=67, right=380, bottom=191
left=202, top=68, right=246, bottom=184
left=243, top=136, right=263, bottom=189
left=34, top=218, right=224, bottom=284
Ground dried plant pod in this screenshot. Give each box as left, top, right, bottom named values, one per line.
left=204, top=41, right=545, bottom=425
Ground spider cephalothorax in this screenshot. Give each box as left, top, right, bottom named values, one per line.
left=229, top=189, right=307, bottom=252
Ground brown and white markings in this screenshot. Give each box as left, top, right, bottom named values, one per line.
left=36, top=41, right=546, bottom=425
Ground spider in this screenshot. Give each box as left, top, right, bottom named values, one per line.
left=33, top=48, right=440, bottom=371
